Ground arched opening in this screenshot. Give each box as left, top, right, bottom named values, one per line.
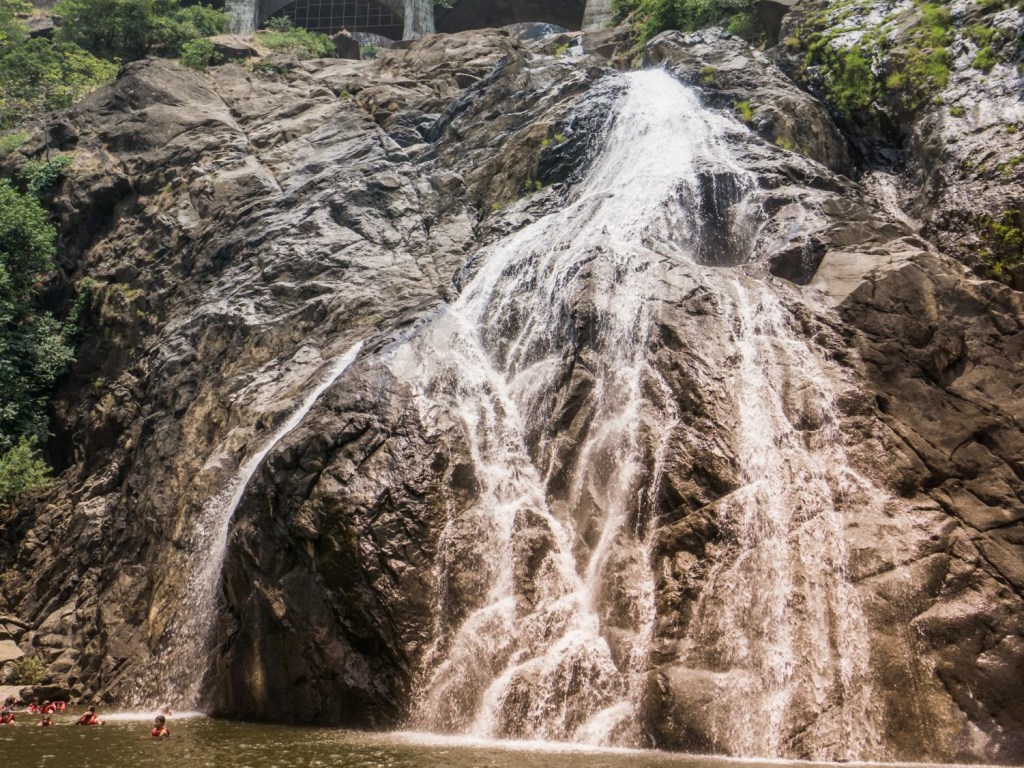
left=264, top=0, right=403, bottom=38
left=435, top=0, right=586, bottom=34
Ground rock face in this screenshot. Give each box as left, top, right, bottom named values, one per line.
left=0, top=22, right=1021, bottom=766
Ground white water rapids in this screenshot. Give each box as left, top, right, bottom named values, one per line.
left=390, top=69, right=886, bottom=759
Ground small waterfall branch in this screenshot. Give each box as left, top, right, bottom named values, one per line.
left=142, top=340, right=364, bottom=708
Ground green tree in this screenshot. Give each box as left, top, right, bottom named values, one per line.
left=0, top=38, right=118, bottom=128
left=0, top=179, right=74, bottom=490
left=54, top=0, right=225, bottom=62
left=0, top=436, right=52, bottom=502
left=0, top=0, right=30, bottom=49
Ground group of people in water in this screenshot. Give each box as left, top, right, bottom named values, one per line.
left=0, top=695, right=171, bottom=737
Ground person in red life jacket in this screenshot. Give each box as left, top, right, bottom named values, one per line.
left=27, top=698, right=40, bottom=714
left=38, top=715, right=54, bottom=727
left=150, top=714, right=170, bottom=738
left=77, top=706, right=102, bottom=725
left=41, top=700, right=56, bottom=714
left=54, top=701, right=66, bottom=712
left=0, top=709, right=15, bottom=724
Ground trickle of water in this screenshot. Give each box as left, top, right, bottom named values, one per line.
left=140, top=341, right=363, bottom=708
left=679, top=281, right=885, bottom=760
left=393, top=68, right=886, bottom=758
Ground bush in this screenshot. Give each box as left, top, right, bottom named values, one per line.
left=981, top=211, right=1024, bottom=283
left=726, top=11, right=759, bottom=42
left=0, top=437, right=51, bottom=503
left=613, top=0, right=760, bottom=43
left=733, top=99, right=753, bottom=123
left=0, top=39, right=118, bottom=128
left=257, top=25, right=334, bottom=59
left=20, top=154, right=73, bottom=197
left=180, top=37, right=220, bottom=70
left=0, top=130, right=29, bottom=155
left=971, top=45, right=998, bottom=71
left=5, top=653, right=46, bottom=684
left=54, top=0, right=226, bottom=62
left=0, top=179, right=75, bottom=465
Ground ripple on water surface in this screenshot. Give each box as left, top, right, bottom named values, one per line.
left=0, top=715, right=1002, bottom=768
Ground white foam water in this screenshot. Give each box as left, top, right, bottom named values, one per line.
left=392, top=69, right=886, bottom=759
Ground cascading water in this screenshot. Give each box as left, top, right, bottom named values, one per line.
left=392, top=68, right=886, bottom=758
left=138, top=341, right=363, bottom=708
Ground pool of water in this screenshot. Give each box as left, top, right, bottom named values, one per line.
left=0, top=711, right=984, bottom=768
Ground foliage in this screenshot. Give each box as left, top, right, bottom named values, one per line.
left=612, top=0, right=761, bottom=43
left=726, top=11, right=759, bottom=41
left=0, top=436, right=51, bottom=503
left=257, top=21, right=334, bottom=59
left=0, top=0, right=30, bottom=49
left=0, top=130, right=29, bottom=154
left=981, top=210, right=1024, bottom=283
left=4, top=653, right=46, bottom=683
left=54, top=0, right=226, bottom=62
left=20, top=154, right=73, bottom=197
left=263, top=15, right=294, bottom=32
left=809, top=39, right=877, bottom=116
left=793, top=0, right=954, bottom=123
left=0, top=38, right=118, bottom=129
left=180, top=37, right=220, bottom=70
left=949, top=105, right=966, bottom=117
left=971, top=45, right=997, bottom=71
left=733, top=99, right=753, bottom=123
left=0, top=180, right=75, bottom=492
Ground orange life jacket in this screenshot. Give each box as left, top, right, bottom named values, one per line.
left=78, top=713, right=98, bottom=725
left=1, top=713, right=14, bottom=724
left=42, top=704, right=56, bottom=714
left=151, top=726, right=169, bottom=737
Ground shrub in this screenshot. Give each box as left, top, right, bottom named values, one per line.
left=258, top=25, right=334, bottom=59
left=54, top=0, right=226, bottom=62
left=981, top=211, right=1024, bottom=283
left=613, top=0, right=761, bottom=44
left=0, top=39, right=118, bottom=128
left=971, top=45, right=998, bottom=71
left=0, top=180, right=76, bottom=462
left=0, top=130, right=29, bottom=155
left=180, top=37, right=220, bottom=70
left=726, top=11, right=759, bottom=42
left=20, top=154, right=73, bottom=197
left=0, top=437, right=51, bottom=503
left=734, top=100, right=754, bottom=123
left=5, top=653, right=46, bottom=684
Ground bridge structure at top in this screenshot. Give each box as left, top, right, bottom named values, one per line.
left=226, top=0, right=614, bottom=40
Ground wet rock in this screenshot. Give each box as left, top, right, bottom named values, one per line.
left=646, top=28, right=852, bottom=175
left=0, top=23, right=1020, bottom=765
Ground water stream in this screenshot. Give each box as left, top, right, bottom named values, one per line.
left=142, top=341, right=363, bottom=708
left=390, top=69, right=884, bottom=758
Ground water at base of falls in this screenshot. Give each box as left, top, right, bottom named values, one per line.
left=134, top=341, right=363, bottom=710
left=391, top=69, right=886, bottom=759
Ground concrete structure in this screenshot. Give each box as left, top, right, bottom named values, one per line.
left=230, top=0, right=612, bottom=38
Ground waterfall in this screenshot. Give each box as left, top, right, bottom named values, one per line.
left=392, top=69, right=885, bottom=758
left=140, top=341, right=363, bottom=708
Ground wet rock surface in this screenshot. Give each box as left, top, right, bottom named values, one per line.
left=0, top=23, right=1021, bottom=764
